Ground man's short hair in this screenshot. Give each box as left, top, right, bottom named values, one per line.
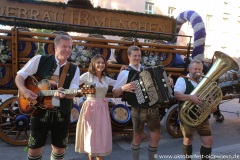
left=189, top=59, right=203, bottom=68
left=54, top=34, right=72, bottom=46
left=127, top=45, right=140, bottom=56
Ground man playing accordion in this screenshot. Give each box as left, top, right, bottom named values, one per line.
left=113, top=45, right=173, bottom=160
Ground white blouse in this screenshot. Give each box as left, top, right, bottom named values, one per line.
left=174, top=74, right=198, bottom=94
left=80, top=72, right=116, bottom=98
left=113, top=63, right=142, bottom=90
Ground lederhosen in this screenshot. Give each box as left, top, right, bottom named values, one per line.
left=28, top=55, right=77, bottom=149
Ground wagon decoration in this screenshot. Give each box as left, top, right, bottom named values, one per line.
left=0, top=40, right=11, bottom=64
left=69, top=45, right=100, bottom=68
left=141, top=52, right=162, bottom=67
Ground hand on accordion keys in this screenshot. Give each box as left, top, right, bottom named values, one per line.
left=121, top=82, right=136, bottom=93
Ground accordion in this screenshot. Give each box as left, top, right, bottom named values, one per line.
left=132, top=65, right=175, bottom=107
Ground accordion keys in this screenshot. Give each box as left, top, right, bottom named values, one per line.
left=134, top=80, right=146, bottom=104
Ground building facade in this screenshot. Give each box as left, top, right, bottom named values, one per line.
left=91, top=0, right=240, bottom=58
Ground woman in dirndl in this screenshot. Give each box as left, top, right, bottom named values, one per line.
left=75, top=54, right=116, bottom=160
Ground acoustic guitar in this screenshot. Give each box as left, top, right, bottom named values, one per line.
left=18, top=76, right=95, bottom=115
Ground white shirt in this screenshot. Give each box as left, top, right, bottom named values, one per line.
left=80, top=72, right=116, bottom=98
left=17, top=55, right=80, bottom=106
left=174, top=74, right=198, bottom=94
left=113, top=63, right=142, bottom=90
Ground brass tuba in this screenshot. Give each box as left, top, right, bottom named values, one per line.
left=180, top=51, right=239, bottom=127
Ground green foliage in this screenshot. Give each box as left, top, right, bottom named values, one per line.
left=29, top=28, right=54, bottom=55
left=0, top=39, right=12, bottom=63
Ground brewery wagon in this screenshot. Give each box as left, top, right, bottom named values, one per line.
left=0, top=0, right=213, bottom=146
left=0, top=26, right=196, bottom=145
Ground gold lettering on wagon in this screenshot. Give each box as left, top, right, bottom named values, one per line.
left=0, top=1, right=173, bottom=33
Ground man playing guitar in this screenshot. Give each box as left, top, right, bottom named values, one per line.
left=15, top=34, right=80, bottom=160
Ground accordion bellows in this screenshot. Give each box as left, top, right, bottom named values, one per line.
left=133, top=65, right=175, bottom=108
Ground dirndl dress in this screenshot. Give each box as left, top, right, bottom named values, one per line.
left=75, top=72, right=116, bottom=156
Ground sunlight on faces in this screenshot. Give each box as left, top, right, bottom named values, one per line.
left=95, top=57, right=105, bottom=73
left=55, top=39, right=72, bottom=63
left=189, top=63, right=203, bottom=80
left=128, top=50, right=141, bottom=66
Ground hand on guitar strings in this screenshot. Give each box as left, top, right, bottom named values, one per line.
left=22, top=88, right=38, bottom=101
left=121, top=82, right=136, bottom=93
left=54, top=87, right=66, bottom=99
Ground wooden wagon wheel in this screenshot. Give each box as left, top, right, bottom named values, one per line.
left=0, top=96, right=30, bottom=146
left=164, top=104, right=183, bottom=138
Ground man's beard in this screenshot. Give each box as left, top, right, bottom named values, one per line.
left=191, top=73, right=201, bottom=80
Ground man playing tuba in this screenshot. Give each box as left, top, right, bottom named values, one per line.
left=174, top=59, right=213, bottom=160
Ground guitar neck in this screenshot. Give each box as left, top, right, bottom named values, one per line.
left=39, top=89, right=79, bottom=96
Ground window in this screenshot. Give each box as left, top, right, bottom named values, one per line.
left=206, top=15, right=213, bottom=30
left=204, top=45, right=211, bottom=55
left=145, top=2, right=154, bottom=14
left=223, top=13, right=229, bottom=33
left=221, top=46, right=226, bottom=50
left=168, top=7, right=175, bottom=17
left=238, top=16, right=240, bottom=34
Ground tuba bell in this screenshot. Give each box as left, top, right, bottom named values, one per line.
left=180, top=51, right=239, bottom=127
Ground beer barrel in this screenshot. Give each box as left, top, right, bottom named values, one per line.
left=0, top=65, right=13, bottom=88
left=108, top=72, right=119, bottom=80
left=171, top=53, right=185, bottom=68
left=85, top=34, right=111, bottom=60
left=2, top=27, right=39, bottom=58
left=14, top=114, right=30, bottom=129
left=77, top=96, right=87, bottom=107
left=110, top=104, right=131, bottom=131
left=69, top=103, right=82, bottom=134
left=43, top=31, right=69, bottom=55
left=115, top=37, right=145, bottom=64
left=115, top=37, right=133, bottom=64
left=70, top=104, right=81, bottom=124
left=149, top=40, right=175, bottom=67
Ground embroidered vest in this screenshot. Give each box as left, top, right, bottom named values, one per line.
left=183, top=78, right=195, bottom=94
left=34, top=55, right=77, bottom=115
left=125, top=66, right=141, bottom=107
